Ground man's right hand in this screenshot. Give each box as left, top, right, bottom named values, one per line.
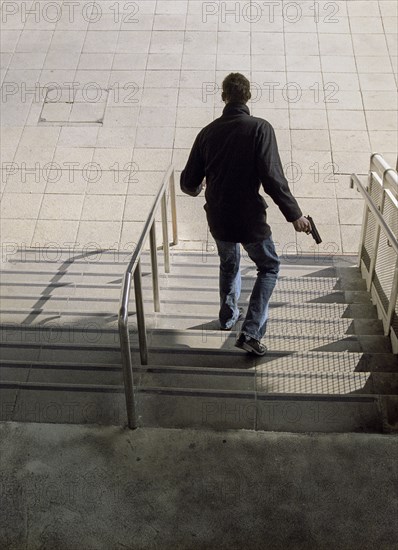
left=293, top=216, right=311, bottom=233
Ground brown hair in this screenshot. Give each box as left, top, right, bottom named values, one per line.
left=222, top=73, right=251, bottom=103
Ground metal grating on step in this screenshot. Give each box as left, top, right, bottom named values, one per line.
left=265, top=318, right=353, bottom=335
left=267, top=289, right=343, bottom=304
left=273, top=277, right=339, bottom=291
left=272, top=305, right=360, bottom=319
left=264, top=334, right=358, bottom=352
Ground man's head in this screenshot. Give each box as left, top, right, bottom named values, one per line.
left=221, top=73, right=251, bottom=104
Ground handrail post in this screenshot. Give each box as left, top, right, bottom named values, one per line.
left=161, top=194, right=170, bottom=273
left=149, top=222, right=160, bottom=312
left=118, top=272, right=137, bottom=429
left=119, top=323, right=137, bottom=429
left=118, top=164, right=178, bottom=428
left=170, top=169, right=178, bottom=246
left=133, top=260, right=148, bottom=365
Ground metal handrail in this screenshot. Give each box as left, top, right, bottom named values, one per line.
left=350, top=174, right=398, bottom=256
left=118, top=165, right=178, bottom=428
left=350, top=154, right=398, bottom=351
left=370, top=152, right=398, bottom=196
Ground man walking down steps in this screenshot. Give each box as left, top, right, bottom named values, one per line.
left=181, top=72, right=311, bottom=356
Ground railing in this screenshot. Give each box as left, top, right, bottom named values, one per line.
left=350, top=153, right=398, bottom=353
left=118, top=165, right=178, bottom=429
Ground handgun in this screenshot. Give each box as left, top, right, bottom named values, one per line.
left=305, top=216, right=322, bottom=244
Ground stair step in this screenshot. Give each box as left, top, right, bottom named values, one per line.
left=1, top=350, right=396, bottom=378
left=1, top=269, right=365, bottom=293
left=0, top=341, right=258, bottom=369
left=335, top=266, right=368, bottom=290
left=0, top=324, right=123, bottom=346
left=0, top=342, right=122, bottom=364
left=255, top=371, right=398, bottom=395
left=0, top=380, right=123, bottom=392
left=141, top=351, right=396, bottom=373
left=3, top=250, right=356, bottom=276
left=0, top=284, right=369, bottom=304
left=0, top=383, right=126, bottom=425
left=1, top=334, right=395, bottom=365
left=0, top=258, right=355, bottom=281
left=0, top=378, right=384, bottom=432
left=4, top=257, right=135, bottom=270
left=136, top=330, right=393, bottom=354
left=7, top=250, right=344, bottom=268
left=0, top=333, right=392, bottom=361
left=154, top=303, right=379, bottom=322
left=0, top=269, right=125, bottom=280
left=0, top=358, right=379, bottom=391
left=0, top=358, right=124, bottom=385
left=0, top=252, right=363, bottom=276
left=0, top=304, right=380, bottom=339
left=154, top=319, right=385, bottom=336
left=138, top=369, right=398, bottom=396
left=0, top=274, right=342, bottom=291
left=0, top=278, right=347, bottom=294
left=135, top=386, right=383, bottom=433
left=0, top=317, right=385, bottom=344
left=0, top=287, right=373, bottom=315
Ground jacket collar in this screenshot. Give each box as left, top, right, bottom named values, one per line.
left=222, top=102, right=251, bottom=117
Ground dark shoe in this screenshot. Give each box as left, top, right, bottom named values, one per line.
left=234, top=333, right=246, bottom=347
left=219, top=308, right=245, bottom=331
left=235, top=334, right=267, bottom=356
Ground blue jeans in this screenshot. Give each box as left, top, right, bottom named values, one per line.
left=215, top=236, right=280, bottom=340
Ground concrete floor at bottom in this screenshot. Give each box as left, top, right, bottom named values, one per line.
left=1, top=423, right=397, bottom=550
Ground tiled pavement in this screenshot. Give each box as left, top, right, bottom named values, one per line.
left=0, top=0, right=397, bottom=256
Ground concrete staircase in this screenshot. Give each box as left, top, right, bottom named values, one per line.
left=1, top=247, right=397, bottom=433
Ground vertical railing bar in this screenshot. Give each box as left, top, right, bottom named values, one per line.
left=119, top=325, right=137, bottom=429
left=169, top=169, right=179, bottom=246
left=161, top=194, right=170, bottom=273
left=149, top=221, right=160, bottom=312
left=118, top=272, right=137, bottom=429
left=133, top=261, right=148, bottom=365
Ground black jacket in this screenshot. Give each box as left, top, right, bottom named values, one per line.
left=180, top=102, right=302, bottom=243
